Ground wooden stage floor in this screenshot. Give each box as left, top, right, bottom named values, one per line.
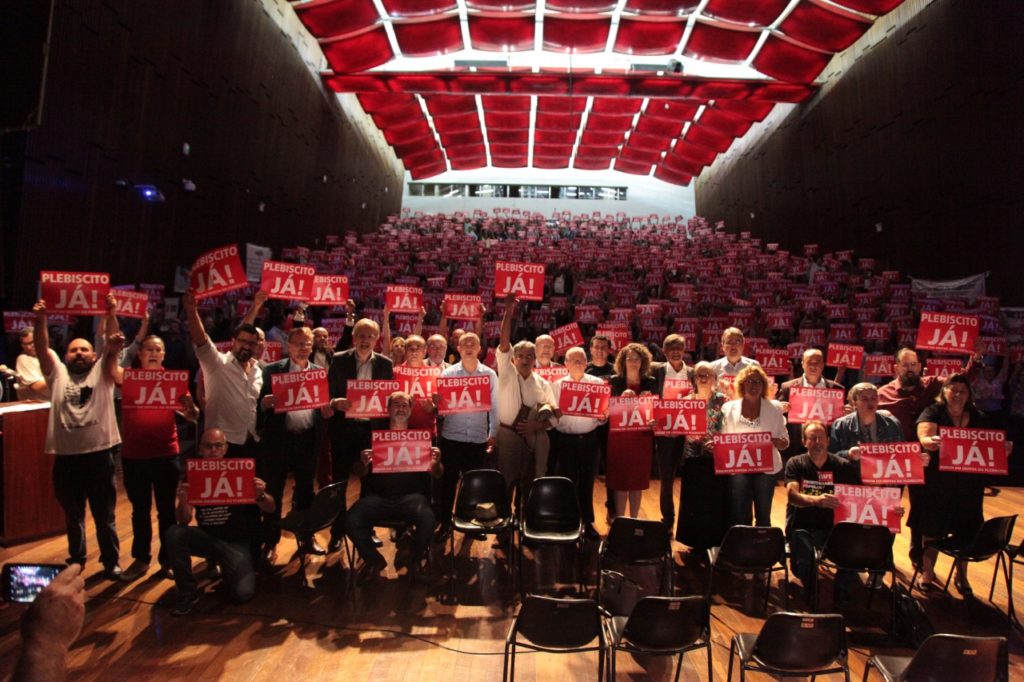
left=1, top=475, right=1022, bottom=681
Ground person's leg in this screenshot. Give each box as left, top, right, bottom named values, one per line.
left=330, top=423, right=369, bottom=542
left=344, top=497, right=387, bottom=567
left=216, top=540, right=257, bottom=602
left=152, top=457, right=182, bottom=569
left=164, top=525, right=200, bottom=597
left=788, top=529, right=816, bottom=588
left=262, top=453, right=289, bottom=550
left=728, top=474, right=754, bottom=527
left=436, top=438, right=465, bottom=526
left=919, top=537, right=938, bottom=584
left=613, top=491, right=628, bottom=519
left=290, top=430, right=318, bottom=544
left=655, top=436, right=680, bottom=527
left=627, top=490, right=642, bottom=519
left=398, top=493, right=436, bottom=561
left=121, top=458, right=154, bottom=564
left=85, top=450, right=120, bottom=569
left=52, top=456, right=88, bottom=565
left=752, top=474, right=775, bottom=527
left=496, top=428, right=525, bottom=512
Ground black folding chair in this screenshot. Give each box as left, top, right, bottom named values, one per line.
left=605, top=595, right=711, bottom=682
left=728, top=612, right=849, bottom=681
left=863, top=633, right=1008, bottom=682
left=990, top=524, right=1023, bottom=624
left=815, top=523, right=896, bottom=630
left=503, top=595, right=605, bottom=682
left=450, top=469, right=515, bottom=588
left=278, top=482, right=345, bottom=587
left=707, top=525, right=788, bottom=613
left=597, top=517, right=674, bottom=605
left=517, top=476, right=583, bottom=599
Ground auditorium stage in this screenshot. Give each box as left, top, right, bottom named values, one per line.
left=0, top=476, right=1021, bottom=680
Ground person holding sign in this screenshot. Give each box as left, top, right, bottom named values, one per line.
left=709, top=327, right=761, bottom=394
left=777, top=349, right=847, bottom=463
left=652, top=334, right=694, bottom=530
left=113, top=335, right=199, bottom=583
left=828, top=383, right=904, bottom=460
left=32, top=299, right=125, bottom=580
left=549, top=347, right=607, bottom=541
left=914, top=374, right=1013, bottom=595
left=393, top=335, right=439, bottom=435
left=165, top=429, right=275, bottom=616
left=607, top=343, right=658, bottom=520
left=346, top=393, right=443, bottom=585
left=721, top=365, right=790, bottom=527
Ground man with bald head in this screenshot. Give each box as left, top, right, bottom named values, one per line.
left=33, top=299, right=124, bottom=579
left=777, top=348, right=846, bottom=463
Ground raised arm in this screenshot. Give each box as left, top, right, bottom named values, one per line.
left=182, top=288, right=209, bottom=348
left=242, top=289, right=269, bottom=328
left=32, top=300, right=55, bottom=378
left=498, top=293, right=518, bottom=353
left=381, top=304, right=394, bottom=358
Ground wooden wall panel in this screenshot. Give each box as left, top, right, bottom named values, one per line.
left=3, top=0, right=403, bottom=306
left=696, top=0, right=1024, bottom=303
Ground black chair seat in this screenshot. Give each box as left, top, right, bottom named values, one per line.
left=521, top=527, right=582, bottom=544
left=866, top=653, right=910, bottom=681
left=605, top=595, right=712, bottom=682
left=707, top=525, right=788, bottom=613
left=729, top=612, right=849, bottom=681
left=517, top=476, right=584, bottom=598
left=863, top=633, right=1008, bottom=681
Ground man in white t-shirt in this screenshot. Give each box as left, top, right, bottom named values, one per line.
left=33, top=299, right=123, bottom=579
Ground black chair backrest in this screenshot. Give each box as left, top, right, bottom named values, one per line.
left=964, top=515, right=1017, bottom=561
left=603, top=517, right=671, bottom=563
left=516, top=595, right=601, bottom=649
left=524, top=476, right=581, bottom=533
left=454, top=469, right=511, bottom=520
left=717, top=525, right=785, bottom=571
left=751, top=612, right=846, bottom=672
left=305, top=482, right=346, bottom=531
left=822, top=522, right=894, bottom=571
left=622, top=596, right=708, bottom=651
left=902, top=634, right=1008, bottom=682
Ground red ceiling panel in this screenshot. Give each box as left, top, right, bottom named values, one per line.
left=410, top=161, right=448, bottom=179
left=491, top=154, right=528, bottom=167
left=645, top=99, right=700, bottom=120
left=653, top=165, right=692, bottom=186
left=535, top=129, right=578, bottom=145
left=424, top=95, right=478, bottom=117
left=449, top=156, right=487, bottom=170
left=403, top=148, right=446, bottom=168
left=466, top=0, right=534, bottom=9
left=619, top=146, right=662, bottom=164
left=832, top=0, right=905, bottom=13
left=537, top=97, right=588, bottom=113
left=432, top=111, right=482, bottom=132
left=320, top=28, right=395, bottom=73
left=543, top=16, right=612, bottom=53
left=614, top=158, right=653, bottom=175
left=484, top=111, right=531, bottom=128
left=445, top=142, right=488, bottom=158
left=625, top=131, right=672, bottom=151
left=393, top=15, right=464, bottom=56
left=533, top=143, right=575, bottom=157
left=468, top=15, right=535, bottom=52
left=487, top=128, right=530, bottom=143
left=295, top=0, right=380, bottom=39
left=372, top=103, right=426, bottom=128
left=590, top=98, right=642, bottom=115
left=358, top=92, right=417, bottom=113
left=393, top=136, right=440, bottom=157
left=621, top=0, right=699, bottom=16
left=383, top=119, right=434, bottom=143
left=575, top=145, right=619, bottom=158
left=684, top=22, right=760, bottom=62
left=753, top=35, right=833, bottom=83
left=489, top=142, right=529, bottom=156
left=671, top=141, right=718, bottom=165
left=702, top=0, right=789, bottom=26
left=613, top=18, right=686, bottom=56
left=697, top=108, right=753, bottom=137
left=481, top=95, right=532, bottom=111
left=439, top=129, right=484, bottom=146
left=585, top=113, right=635, bottom=131
left=580, top=130, right=624, bottom=146
left=684, top=123, right=734, bottom=152
left=535, top=112, right=584, bottom=130
left=661, top=153, right=703, bottom=176
left=635, top=115, right=685, bottom=138
left=546, top=0, right=618, bottom=11
left=574, top=157, right=613, bottom=170
left=381, top=0, right=458, bottom=17
left=533, top=156, right=571, bottom=169
left=711, top=99, right=774, bottom=122
left=779, top=1, right=871, bottom=53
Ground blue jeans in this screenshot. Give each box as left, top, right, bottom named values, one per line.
left=164, top=524, right=255, bottom=602
left=728, top=473, right=775, bottom=527
left=345, top=493, right=435, bottom=566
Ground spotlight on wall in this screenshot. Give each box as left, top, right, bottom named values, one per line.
left=114, top=178, right=130, bottom=189
left=182, top=178, right=196, bottom=192
left=134, top=184, right=165, bottom=202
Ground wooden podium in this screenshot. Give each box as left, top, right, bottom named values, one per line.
left=0, top=401, right=64, bottom=545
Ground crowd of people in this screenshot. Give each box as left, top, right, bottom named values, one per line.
left=3, top=209, right=1022, bottom=625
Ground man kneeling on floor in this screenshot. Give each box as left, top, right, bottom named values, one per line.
left=165, top=428, right=275, bottom=615
left=346, top=391, right=443, bottom=585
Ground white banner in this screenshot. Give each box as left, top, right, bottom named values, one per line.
left=245, top=243, right=273, bottom=283
left=909, top=273, right=986, bottom=300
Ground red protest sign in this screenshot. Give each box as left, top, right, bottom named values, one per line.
left=345, top=379, right=401, bottom=418
left=121, top=369, right=190, bottom=411
left=442, top=293, right=483, bottom=320
left=436, top=375, right=492, bottom=415
left=110, top=290, right=149, bottom=319
left=859, top=443, right=925, bottom=485
left=654, top=399, right=707, bottom=436
left=787, top=386, right=846, bottom=425
left=385, top=285, right=424, bottom=313
left=40, top=271, right=111, bottom=315
left=393, top=365, right=441, bottom=401
left=916, top=311, right=979, bottom=355
left=190, top=245, right=247, bottom=299
left=924, top=357, right=964, bottom=379
left=271, top=368, right=330, bottom=412
left=495, top=261, right=545, bottom=301
left=186, top=458, right=257, bottom=505
left=596, top=325, right=630, bottom=351
left=978, top=336, right=1008, bottom=356
left=800, top=328, right=826, bottom=346
left=661, top=377, right=692, bottom=399
left=608, top=396, right=654, bottom=432
left=3, top=311, right=73, bottom=333
left=713, top=432, right=774, bottom=474
left=371, top=430, right=434, bottom=473
left=310, top=275, right=349, bottom=306
left=261, top=261, right=315, bottom=301
left=550, top=323, right=584, bottom=353
left=756, top=348, right=791, bottom=376
left=864, top=354, right=895, bottom=378
left=938, top=427, right=1008, bottom=475
left=558, top=380, right=611, bottom=417
left=826, top=343, right=864, bottom=370
left=260, top=341, right=282, bottom=364
left=535, top=366, right=569, bottom=383
left=833, top=484, right=901, bottom=533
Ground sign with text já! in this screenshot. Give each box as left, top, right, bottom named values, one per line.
left=608, top=395, right=654, bottom=432
left=916, top=311, right=979, bottom=355
left=442, top=293, right=482, bottom=320
left=310, top=275, right=349, bottom=306
left=345, top=380, right=401, bottom=418
left=121, top=369, right=190, bottom=411
left=436, top=375, right=492, bottom=415
left=40, top=271, right=111, bottom=315
left=550, top=322, right=584, bottom=353
left=271, top=369, right=329, bottom=412
left=713, top=432, right=774, bottom=474
left=826, top=343, right=864, bottom=370
left=393, top=365, right=441, bottom=401
left=859, top=442, right=925, bottom=485
left=661, top=377, right=692, bottom=399
left=110, top=289, right=149, bottom=319
left=787, top=386, right=846, bottom=425
left=756, top=348, right=791, bottom=376
left=653, top=399, right=707, bottom=436
left=385, top=285, right=423, bottom=313
left=558, top=380, right=611, bottom=418
left=190, top=245, right=247, bottom=299
left=495, top=261, right=545, bottom=301
left=186, top=458, right=257, bottom=505
left=261, top=261, right=315, bottom=301
left=371, top=429, right=433, bottom=473
left=833, top=484, right=901, bottom=533
left=938, top=427, right=1008, bottom=475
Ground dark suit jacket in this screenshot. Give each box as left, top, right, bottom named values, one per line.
left=608, top=374, right=658, bottom=397
left=326, top=349, right=393, bottom=438
left=257, top=358, right=325, bottom=451
left=651, top=361, right=694, bottom=398
left=776, top=377, right=845, bottom=401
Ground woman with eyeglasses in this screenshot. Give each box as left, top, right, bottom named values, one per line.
left=720, top=365, right=790, bottom=527
left=676, top=361, right=730, bottom=550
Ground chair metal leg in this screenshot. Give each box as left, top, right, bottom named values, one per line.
left=706, top=641, right=713, bottom=682
left=862, top=658, right=875, bottom=682
left=673, top=651, right=683, bottom=682
left=988, top=550, right=1002, bottom=602
left=763, top=570, right=771, bottom=614
left=727, top=638, right=736, bottom=682
left=782, top=562, right=789, bottom=609
left=941, top=559, right=956, bottom=594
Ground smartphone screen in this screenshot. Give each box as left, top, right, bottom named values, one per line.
left=4, top=564, right=64, bottom=603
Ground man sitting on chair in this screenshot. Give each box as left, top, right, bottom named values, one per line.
left=346, top=391, right=443, bottom=584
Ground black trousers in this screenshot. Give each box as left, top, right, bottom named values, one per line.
left=329, top=420, right=373, bottom=540
left=52, top=449, right=120, bottom=568
left=122, top=455, right=181, bottom=566
left=262, top=428, right=318, bottom=548
left=552, top=430, right=599, bottom=525
left=654, top=435, right=685, bottom=527
left=435, top=437, right=488, bottom=524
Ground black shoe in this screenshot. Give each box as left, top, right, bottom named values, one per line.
left=172, top=590, right=199, bottom=616
left=371, top=531, right=384, bottom=548
left=583, top=524, right=601, bottom=542
left=103, top=564, right=123, bottom=581
left=299, top=538, right=327, bottom=556
left=328, top=537, right=344, bottom=553
left=357, top=556, right=387, bottom=585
